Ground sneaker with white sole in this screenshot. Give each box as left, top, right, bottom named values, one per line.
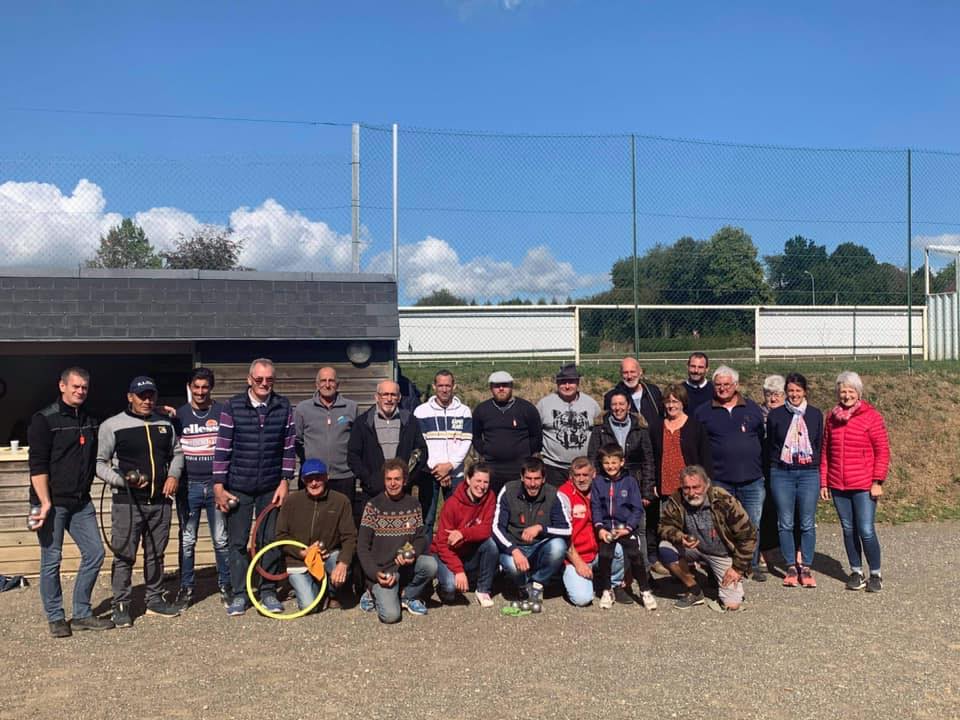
left=475, top=591, right=494, bottom=608
left=359, top=590, right=375, bottom=612
left=226, top=596, right=247, bottom=616
left=640, top=590, right=658, bottom=610
left=599, top=589, right=614, bottom=610
left=401, top=597, right=428, bottom=615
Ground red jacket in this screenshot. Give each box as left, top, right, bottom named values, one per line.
left=820, top=401, right=890, bottom=492
left=557, top=479, right=598, bottom=564
left=429, top=481, right=494, bottom=574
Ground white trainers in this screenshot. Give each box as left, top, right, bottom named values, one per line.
left=640, top=590, right=658, bottom=611
left=475, top=591, right=494, bottom=608
left=599, top=589, right=614, bottom=610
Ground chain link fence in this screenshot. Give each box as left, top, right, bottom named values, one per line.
left=3, top=117, right=960, bottom=363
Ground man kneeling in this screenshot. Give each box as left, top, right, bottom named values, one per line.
left=275, top=459, right=356, bottom=612
left=357, top=459, right=437, bottom=622
left=430, top=462, right=498, bottom=607
left=658, top=465, right=756, bottom=611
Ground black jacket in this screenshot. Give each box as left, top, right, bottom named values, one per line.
left=603, top=381, right=663, bottom=468
left=27, top=398, right=99, bottom=508
left=347, top=406, right=427, bottom=498
left=586, top=412, right=656, bottom=501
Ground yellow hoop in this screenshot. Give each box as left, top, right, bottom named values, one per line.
left=246, top=539, right=327, bottom=620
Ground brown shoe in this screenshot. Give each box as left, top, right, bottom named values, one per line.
left=649, top=561, right=670, bottom=576
left=326, top=597, right=342, bottom=610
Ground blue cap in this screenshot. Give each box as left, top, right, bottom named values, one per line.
left=301, top=459, right=328, bottom=477
left=128, top=376, right=158, bottom=394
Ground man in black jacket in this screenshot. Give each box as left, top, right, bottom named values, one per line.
left=28, top=367, right=113, bottom=638
left=347, top=379, right=427, bottom=515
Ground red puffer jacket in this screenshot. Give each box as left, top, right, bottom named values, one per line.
left=820, top=401, right=890, bottom=491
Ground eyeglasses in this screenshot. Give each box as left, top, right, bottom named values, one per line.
left=715, top=382, right=736, bottom=389
left=305, top=476, right=326, bottom=484
left=251, top=377, right=275, bottom=385
left=377, top=392, right=400, bottom=398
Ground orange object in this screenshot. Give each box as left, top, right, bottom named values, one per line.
left=304, top=545, right=326, bottom=581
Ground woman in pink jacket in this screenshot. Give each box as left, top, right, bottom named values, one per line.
left=820, top=371, right=890, bottom=593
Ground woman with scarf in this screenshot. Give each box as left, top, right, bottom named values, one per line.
left=766, top=372, right=824, bottom=588
left=819, top=371, right=890, bottom=593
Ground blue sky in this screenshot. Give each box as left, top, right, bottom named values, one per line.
left=2, top=1, right=959, bottom=301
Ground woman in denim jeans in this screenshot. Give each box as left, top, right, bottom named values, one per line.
left=819, top=371, right=890, bottom=593
left=766, top=373, right=823, bottom=588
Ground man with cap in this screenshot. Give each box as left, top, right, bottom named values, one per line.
left=471, top=370, right=543, bottom=497
left=537, top=363, right=601, bottom=488
left=213, top=357, right=297, bottom=617
left=97, top=375, right=184, bottom=628
left=275, top=459, right=357, bottom=611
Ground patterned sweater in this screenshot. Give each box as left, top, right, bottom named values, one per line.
left=357, top=492, right=428, bottom=581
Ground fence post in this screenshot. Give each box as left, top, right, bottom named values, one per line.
left=754, top=306, right=760, bottom=365
left=573, top=305, right=581, bottom=366
left=631, top=134, right=639, bottom=357
left=351, top=123, right=361, bottom=273
left=907, top=148, right=913, bottom=370
left=392, top=123, right=399, bottom=280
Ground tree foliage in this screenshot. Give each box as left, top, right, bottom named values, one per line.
left=413, top=288, right=470, bottom=306
left=86, top=218, right=162, bottom=269
left=161, top=227, right=248, bottom=271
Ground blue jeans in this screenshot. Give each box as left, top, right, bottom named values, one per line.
left=499, top=537, right=567, bottom=589
left=177, top=482, right=230, bottom=590
left=563, top=544, right=624, bottom=606
left=35, top=501, right=105, bottom=622
left=287, top=550, right=340, bottom=610
left=769, top=467, right=819, bottom=566
left=420, top=468, right=465, bottom=535
left=370, top=554, right=439, bottom=624
left=435, top=537, right=499, bottom=596
left=225, top=489, right=281, bottom=599
left=831, top=489, right=881, bottom=574
left=714, top=477, right=765, bottom=569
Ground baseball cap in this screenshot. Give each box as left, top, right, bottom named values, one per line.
left=301, top=459, right=329, bottom=477
left=128, top=376, right=158, bottom=394
left=488, top=371, right=514, bottom=384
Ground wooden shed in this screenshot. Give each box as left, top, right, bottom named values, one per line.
left=0, top=268, right=399, bottom=577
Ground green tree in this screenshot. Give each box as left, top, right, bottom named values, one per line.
left=161, top=227, right=248, bottom=270
left=86, top=218, right=161, bottom=269
left=703, top=226, right=772, bottom=304
left=765, top=235, right=829, bottom=304
left=413, top=288, right=469, bottom=306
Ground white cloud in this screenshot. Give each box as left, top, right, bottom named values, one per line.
left=0, top=179, right=121, bottom=264
left=135, top=207, right=202, bottom=251
left=913, top=233, right=960, bottom=251
left=369, top=235, right=608, bottom=301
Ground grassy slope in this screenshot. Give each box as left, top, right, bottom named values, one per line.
left=402, top=360, right=960, bottom=523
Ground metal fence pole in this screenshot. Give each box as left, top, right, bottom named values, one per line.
left=351, top=123, right=361, bottom=273
left=631, top=134, right=639, bottom=357
left=907, top=148, right=913, bottom=370
left=392, top=123, right=399, bottom=280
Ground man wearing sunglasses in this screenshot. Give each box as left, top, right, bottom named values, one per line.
left=213, top=358, right=296, bottom=617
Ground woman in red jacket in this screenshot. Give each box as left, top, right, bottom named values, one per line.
left=820, top=371, right=890, bottom=593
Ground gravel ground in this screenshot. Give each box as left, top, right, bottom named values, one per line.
left=2, top=521, right=958, bottom=720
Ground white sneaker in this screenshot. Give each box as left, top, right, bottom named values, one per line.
left=475, top=591, right=494, bottom=608
left=599, top=589, right=614, bottom=610
left=640, top=590, right=658, bottom=611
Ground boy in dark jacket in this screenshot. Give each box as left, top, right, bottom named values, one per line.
left=591, top=444, right=657, bottom=611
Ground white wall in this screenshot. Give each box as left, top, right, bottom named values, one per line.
left=757, top=307, right=924, bottom=357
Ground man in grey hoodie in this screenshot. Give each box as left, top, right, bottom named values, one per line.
left=537, top=364, right=601, bottom=488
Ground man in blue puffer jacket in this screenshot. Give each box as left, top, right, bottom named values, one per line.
left=213, top=358, right=296, bottom=616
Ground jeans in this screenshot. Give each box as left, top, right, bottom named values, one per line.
left=831, top=489, right=881, bottom=574
left=225, top=489, right=281, bottom=599
left=177, top=482, right=229, bottom=590
left=370, top=554, right=438, bottom=624
left=287, top=550, right=341, bottom=610
left=111, top=500, right=172, bottom=606
left=435, top=537, right=499, bottom=596
left=714, top=477, right=765, bottom=569
left=419, top=466, right=465, bottom=535
left=769, top=467, right=819, bottom=566
left=499, top=537, right=567, bottom=589
left=35, top=501, right=105, bottom=622
left=562, top=544, right=624, bottom=606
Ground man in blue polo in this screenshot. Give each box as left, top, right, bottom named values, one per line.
left=213, top=358, right=296, bottom=616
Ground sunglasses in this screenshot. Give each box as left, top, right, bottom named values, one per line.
left=305, top=475, right=327, bottom=484
left=251, top=376, right=275, bottom=385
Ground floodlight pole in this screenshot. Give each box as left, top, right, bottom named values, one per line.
left=803, top=270, right=816, bottom=305
left=907, top=148, right=913, bottom=371
left=631, top=134, right=639, bottom=357
left=392, top=123, right=399, bottom=280
left=351, top=123, right=361, bottom=273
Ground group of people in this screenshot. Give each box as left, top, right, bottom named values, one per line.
left=26, top=352, right=891, bottom=635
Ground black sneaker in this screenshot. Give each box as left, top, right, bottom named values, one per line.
left=112, top=602, right=133, bottom=628
left=750, top=567, right=767, bottom=582
left=71, top=615, right=115, bottom=631
left=219, top=585, right=232, bottom=607
left=866, top=575, right=882, bottom=593
left=613, top=585, right=635, bottom=604
left=145, top=600, right=181, bottom=618
left=846, top=571, right=866, bottom=591
left=674, top=587, right=705, bottom=610
left=48, top=619, right=72, bottom=638
left=174, top=586, right=193, bottom=610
